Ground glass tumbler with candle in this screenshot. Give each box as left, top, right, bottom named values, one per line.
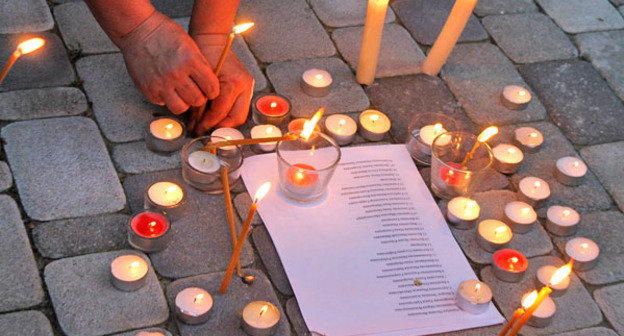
left=430, top=132, right=494, bottom=199
left=406, top=113, right=457, bottom=165
left=182, top=136, right=244, bottom=193
left=276, top=130, right=341, bottom=203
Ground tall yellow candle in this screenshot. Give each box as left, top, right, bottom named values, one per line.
left=356, top=0, right=389, bottom=85
left=422, top=0, right=479, bottom=76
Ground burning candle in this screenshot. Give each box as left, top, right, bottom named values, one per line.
left=565, top=237, right=599, bottom=271
left=251, top=125, right=282, bottom=152
left=135, top=332, right=165, bottom=336
left=301, top=69, right=332, bottom=97
left=411, top=123, right=451, bottom=157
left=127, top=211, right=171, bottom=252
left=288, top=118, right=321, bottom=134
left=536, top=265, right=570, bottom=297
left=175, top=287, right=213, bottom=325
left=145, top=181, right=185, bottom=219
left=522, top=292, right=556, bottom=327
left=252, top=93, right=291, bottom=126
left=492, top=144, right=524, bottom=174
left=517, top=177, right=550, bottom=208
left=110, top=254, right=149, bottom=292
left=446, top=196, right=480, bottom=229
left=501, top=85, right=532, bottom=110
left=356, top=0, right=389, bottom=85
left=554, top=157, right=587, bottom=186
left=503, top=201, right=537, bottom=234
left=513, top=127, right=543, bottom=153
left=359, top=110, right=391, bottom=142
left=455, top=279, right=492, bottom=314
left=285, top=163, right=319, bottom=198
left=477, top=220, right=513, bottom=252
left=324, top=114, right=357, bottom=146
left=145, top=117, right=186, bottom=153
left=0, top=37, right=46, bottom=86
left=188, top=151, right=221, bottom=173
left=211, top=127, right=244, bottom=152
left=241, top=301, right=281, bottom=336
left=545, top=206, right=580, bottom=236
left=492, top=249, right=528, bottom=283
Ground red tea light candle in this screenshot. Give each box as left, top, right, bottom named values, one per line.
left=492, top=249, right=528, bottom=282
left=145, top=117, right=186, bottom=154
left=446, top=196, right=480, bottom=229
left=513, top=127, right=544, bottom=153
left=110, top=254, right=149, bottom=292
left=536, top=265, right=570, bottom=297
left=288, top=118, right=321, bottom=134
left=555, top=157, right=587, bottom=186
left=477, top=220, right=513, bottom=252
left=145, top=181, right=185, bottom=219
left=565, top=237, right=599, bottom=271
left=287, top=163, right=319, bottom=188
left=252, top=93, right=291, bottom=126
left=127, top=211, right=172, bottom=252
left=455, top=279, right=492, bottom=315
left=359, top=110, right=391, bottom=142
left=175, top=287, right=213, bottom=325
left=492, top=144, right=524, bottom=174
left=503, top=201, right=537, bottom=234
left=517, top=176, right=550, bottom=208
left=439, top=162, right=470, bottom=187
left=501, top=85, right=532, bottom=110
left=301, top=68, right=332, bottom=97
left=546, top=206, right=580, bottom=236
left=522, top=292, right=556, bottom=328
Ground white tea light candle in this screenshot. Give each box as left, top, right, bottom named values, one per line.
left=555, top=157, right=587, bottom=186
left=324, top=114, right=357, bottom=146
left=536, top=265, right=570, bottom=297
left=211, top=127, right=245, bottom=152
left=301, top=69, right=332, bottom=97
left=110, top=254, right=148, bottom=292
left=412, top=123, right=450, bottom=156
left=492, top=144, right=524, bottom=174
left=546, top=206, right=580, bottom=236
left=146, top=117, right=186, bottom=153
left=565, top=237, right=599, bottom=271
left=517, top=176, right=550, bottom=208
left=522, top=292, right=556, bottom=327
left=455, top=279, right=492, bottom=315
left=251, top=125, right=282, bottom=152
left=188, top=151, right=221, bottom=173
left=241, top=301, right=281, bottom=336
left=513, top=127, right=543, bottom=153
left=175, top=287, right=213, bottom=325
left=359, top=110, right=391, bottom=142
left=501, top=85, right=532, bottom=110
left=503, top=201, right=537, bottom=234
left=145, top=181, right=185, bottom=219
left=446, top=197, right=480, bottom=229
left=477, top=220, right=513, bottom=252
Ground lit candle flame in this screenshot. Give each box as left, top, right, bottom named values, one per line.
left=549, top=261, right=573, bottom=286
left=467, top=200, right=477, bottom=208
left=253, top=182, right=271, bottom=203
left=494, top=226, right=507, bottom=235
left=16, top=37, right=45, bottom=56
left=434, top=123, right=443, bottom=132
left=477, top=126, right=498, bottom=142
left=519, top=90, right=526, bottom=96
left=522, top=290, right=538, bottom=309
left=508, top=147, right=516, bottom=154
left=225, top=136, right=232, bottom=140
left=522, top=207, right=530, bottom=214
left=510, top=257, right=519, bottom=263
left=475, top=283, right=481, bottom=292
left=300, top=107, right=324, bottom=140
left=148, top=221, right=157, bottom=232
left=315, top=74, right=323, bottom=80
left=259, top=304, right=269, bottom=317
left=165, top=123, right=173, bottom=130
left=130, top=261, right=140, bottom=269
left=309, top=145, right=316, bottom=156
left=580, top=243, right=589, bottom=253
left=338, top=119, right=346, bottom=127
left=533, top=181, right=541, bottom=189
left=194, top=293, right=204, bottom=303
left=370, top=114, right=379, bottom=123
left=563, top=209, right=570, bottom=217
left=573, top=161, right=580, bottom=168
left=270, top=102, right=277, bottom=108
left=530, top=132, right=538, bottom=138
left=165, top=185, right=179, bottom=194
left=265, top=127, right=273, bottom=135
left=233, top=22, right=255, bottom=34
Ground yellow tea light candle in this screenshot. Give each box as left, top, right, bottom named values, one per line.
left=241, top=301, right=281, bottom=336
left=455, top=279, right=492, bottom=314
left=174, top=287, right=213, bottom=325
left=250, top=125, right=282, bottom=152
left=517, top=176, right=550, bottom=208
left=522, top=292, right=556, bottom=327
left=356, top=0, right=389, bottom=85
left=502, top=85, right=532, bottom=110
left=503, top=201, right=537, bottom=234
left=146, top=117, right=186, bottom=153
left=555, top=157, right=587, bottom=186
left=359, top=109, right=391, bottom=141
left=536, top=265, right=570, bottom=297
left=110, top=254, right=148, bottom=292
left=565, top=237, right=599, bottom=271
left=513, top=127, right=544, bottom=153
left=324, top=114, right=357, bottom=146
left=492, top=143, right=524, bottom=174
left=446, top=196, right=480, bottom=229
left=545, top=206, right=580, bottom=236
left=477, top=219, right=512, bottom=252
left=301, top=69, right=332, bottom=97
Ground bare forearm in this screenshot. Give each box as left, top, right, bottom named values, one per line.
left=84, top=0, right=156, bottom=43
left=189, top=0, right=241, bottom=36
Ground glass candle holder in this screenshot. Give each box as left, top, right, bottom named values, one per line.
left=406, top=113, right=457, bottom=165
left=182, top=136, right=244, bottom=193
left=276, top=131, right=341, bottom=203
left=430, top=132, right=493, bottom=199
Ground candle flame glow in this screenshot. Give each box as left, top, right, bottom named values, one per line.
left=165, top=123, right=173, bottom=130
left=338, top=119, right=346, bottom=127
left=522, top=290, right=538, bottom=309
left=253, top=182, right=271, bottom=203
left=494, top=226, right=507, bottom=235
left=265, top=127, right=273, bottom=135
left=370, top=114, right=379, bottom=123
left=270, top=102, right=277, bottom=108
left=549, top=261, right=573, bottom=286
left=467, top=200, right=477, bottom=208
left=434, top=123, right=443, bottom=131
left=508, top=147, right=516, bottom=154
left=194, top=293, right=204, bottom=303
left=130, top=261, right=140, bottom=268
left=17, top=37, right=45, bottom=55
left=510, top=257, right=519, bottom=263
left=475, top=283, right=481, bottom=292
left=477, top=126, right=499, bottom=142
left=530, top=132, right=538, bottom=138
left=522, top=207, right=530, bottom=214
left=315, top=74, right=323, bottom=80
left=300, top=107, right=324, bottom=140
left=165, top=185, right=179, bottom=194
left=259, top=304, right=269, bottom=317
left=519, top=90, right=526, bottom=96
left=233, top=22, right=255, bottom=34
left=573, top=161, right=580, bottom=167
left=534, top=181, right=541, bottom=188
left=563, top=209, right=570, bottom=217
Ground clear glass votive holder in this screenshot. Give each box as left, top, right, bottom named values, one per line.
left=406, top=113, right=458, bottom=166
left=430, top=132, right=494, bottom=200
left=276, top=131, right=341, bottom=203
left=181, top=135, right=244, bottom=193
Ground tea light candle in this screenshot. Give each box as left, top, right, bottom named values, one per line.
left=565, top=237, right=599, bottom=271
left=503, top=201, right=537, bottom=234
left=501, top=85, right=532, bottom=110
left=513, top=127, right=544, bottom=153
left=555, top=157, right=587, bottom=186
left=145, top=117, right=186, bottom=153
left=135, top=332, right=165, bottom=336
left=517, top=176, right=550, bottom=208
left=492, top=249, right=528, bottom=283
left=127, top=211, right=172, bottom=252
left=284, top=163, right=319, bottom=199
left=492, top=144, right=524, bottom=174
left=301, top=69, right=332, bottom=97
left=175, top=287, right=213, bottom=325
left=251, top=125, right=282, bottom=152
left=546, top=206, right=580, bottom=236
left=410, top=123, right=451, bottom=157
left=211, top=127, right=244, bottom=152
left=288, top=118, right=321, bottom=134
left=324, top=114, right=357, bottom=146
left=188, top=151, right=221, bottom=173
left=536, top=265, right=570, bottom=297
left=446, top=197, right=480, bottom=229
left=477, top=220, right=513, bottom=252
left=522, top=292, right=556, bottom=327
left=252, top=93, right=291, bottom=126
left=145, top=181, right=185, bottom=219
left=359, top=110, right=391, bottom=142
left=110, top=254, right=149, bottom=292
left=241, top=301, right=281, bottom=336
left=455, top=279, right=492, bottom=315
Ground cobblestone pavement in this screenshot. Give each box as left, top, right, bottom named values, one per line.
left=1, top=0, right=624, bottom=335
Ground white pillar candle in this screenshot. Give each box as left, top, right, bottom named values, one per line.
left=324, top=114, right=357, bottom=146
left=522, top=292, right=556, bottom=327
left=477, top=220, right=513, bottom=252
left=301, top=69, right=332, bottom=97
left=211, top=127, right=245, bottom=152
left=555, top=157, right=587, bottom=186
left=501, top=85, right=532, bottom=110
left=546, top=206, right=580, bottom=236
left=517, top=176, right=550, bottom=208
left=251, top=125, right=282, bottom=152
left=503, top=201, right=537, bottom=234
left=565, top=237, right=599, bottom=271
left=513, top=127, right=543, bottom=153
left=446, top=196, right=480, bottom=229
left=146, top=117, right=186, bottom=153
left=536, top=265, right=570, bottom=297
left=188, top=151, right=221, bottom=174
left=359, top=110, right=391, bottom=142
left=110, top=254, right=149, bottom=292
left=356, top=0, right=389, bottom=85
left=492, top=144, right=524, bottom=174
left=455, top=279, right=492, bottom=315
left=241, top=301, right=281, bottom=336
left=175, top=287, right=213, bottom=325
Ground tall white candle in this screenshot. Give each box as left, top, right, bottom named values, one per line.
left=503, top=201, right=537, bottom=233
left=110, top=254, right=149, bottom=291
left=546, top=206, right=580, bottom=236
left=555, top=157, right=587, bottom=186
left=356, top=0, right=389, bottom=85
left=565, top=237, right=599, bottom=271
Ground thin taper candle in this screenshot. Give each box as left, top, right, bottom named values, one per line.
left=221, top=166, right=241, bottom=277
left=507, top=287, right=552, bottom=336
left=497, top=307, right=524, bottom=336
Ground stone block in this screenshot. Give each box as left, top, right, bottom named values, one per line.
left=475, top=0, right=538, bottom=16
left=0, top=0, right=53, bottom=34
left=581, top=142, right=624, bottom=212
left=536, top=0, right=624, bottom=33
left=0, top=310, right=53, bottom=336
left=595, top=283, right=624, bottom=336
left=576, top=30, right=624, bottom=102
left=0, top=162, right=12, bottom=192
left=310, top=0, right=396, bottom=27
left=0, top=87, right=87, bottom=120
left=252, top=225, right=293, bottom=296
left=551, top=328, right=618, bottom=336
left=113, top=141, right=184, bottom=175
left=54, top=1, right=117, bottom=54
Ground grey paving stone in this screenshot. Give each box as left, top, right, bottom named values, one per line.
left=2, top=117, right=126, bottom=220
left=482, top=256, right=603, bottom=335
left=595, top=283, right=624, bottom=336
left=285, top=298, right=308, bottom=336
left=392, top=0, right=488, bottom=45
left=32, top=213, right=130, bottom=259
left=309, top=0, right=396, bottom=27
left=536, top=0, right=624, bottom=33
left=113, top=141, right=183, bottom=175
left=441, top=43, right=547, bottom=127
left=483, top=13, right=577, bottom=64
left=551, top=327, right=618, bottom=336
left=0, top=161, right=12, bottom=192
left=266, top=57, right=369, bottom=118
left=45, top=250, right=169, bottom=336
left=519, top=60, right=624, bottom=145
left=113, top=328, right=173, bottom=336
left=0, top=87, right=87, bottom=120
left=0, top=196, right=43, bottom=313
left=54, top=1, right=117, bottom=54
left=621, top=4, right=624, bottom=14
left=123, top=169, right=253, bottom=278
left=474, top=0, right=538, bottom=16
left=234, top=192, right=263, bottom=226
left=576, top=31, right=624, bottom=102
left=553, top=211, right=624, bottom=285
left=0, top=32, right=75, bottom=92
left=238, top=0, right=335, bottom=63
left=0, top=310, right=53, bottom=336
left=331, top=24, right=425, bottom=78
left=581, top=142, right=624, bottom=212
left=252, top=225, right=293, bottom=296
left=0, top=0, right=53, bottom=34
left=166, top=269, right=291, bottom=336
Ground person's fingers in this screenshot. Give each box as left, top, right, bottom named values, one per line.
left=162, top=89, right=190, bottom=114
left=191, top=58, right=220, bottom=100
left=196, top=82, right=237, bottom=134
left=142, top=87, right=165, bottom=106
left=216, top=86, right=253, bottom=128
left=175, top=77, right=206, bottom=107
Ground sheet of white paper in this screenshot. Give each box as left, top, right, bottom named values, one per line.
left=242, top=144, right=504, bottom=336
